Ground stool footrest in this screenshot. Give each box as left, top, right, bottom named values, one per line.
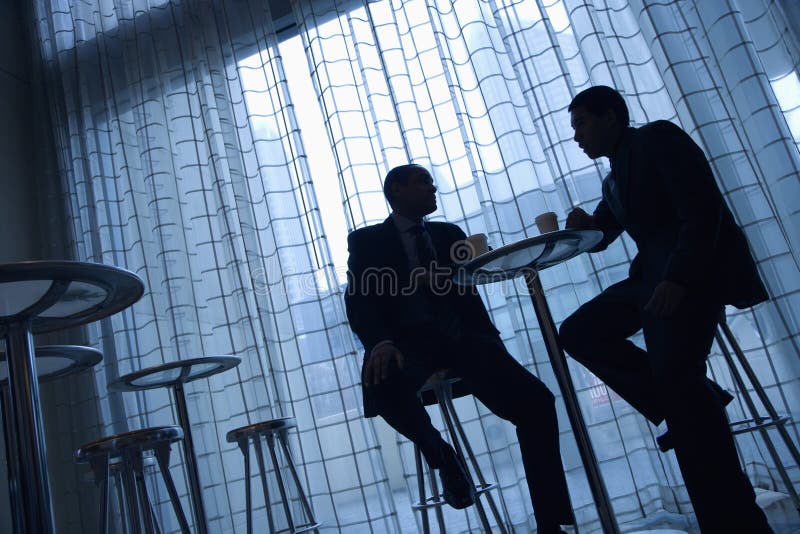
left=291, top=522, right=322, bottom=533
left=731, top=416, right=790, bottom=435
left=412, top=483, right=496, bottom=510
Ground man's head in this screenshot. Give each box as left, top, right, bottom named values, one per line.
left=383, top=164, right=438, bottom=219
left=568, top=86, right=630, bottom=159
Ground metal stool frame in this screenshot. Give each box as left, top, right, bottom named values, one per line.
left=227, top=417, right=321, bottom=534
left=75, top=426, right=191, bottom=534
left=413, top=373, right=511, bottom=533
left=716, top=319, right=800, bottom=510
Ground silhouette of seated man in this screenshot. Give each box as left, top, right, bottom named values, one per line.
left=345, top=164, right=573, bottom=534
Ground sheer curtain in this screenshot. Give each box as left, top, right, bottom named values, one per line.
left=28, top=0, right=799, bottom=532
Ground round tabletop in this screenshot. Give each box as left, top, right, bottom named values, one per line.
left=453, top=229, right=603, bottom=286
left=0, top=261, right=145, bottom=335
left=0, top=345, right=102, bottom=385
left=107, top=356, right=242, bottom=392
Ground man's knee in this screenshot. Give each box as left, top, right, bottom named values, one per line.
left=559, top=310, right=588, bottom=356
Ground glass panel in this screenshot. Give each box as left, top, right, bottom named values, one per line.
left=0, top=280, right=53, bottom=317
left=40, top=282, right=108, bottom=318
left=187, top=362, right=223, bottom=378
left=34, top=356, right=75, bottom=378
left=0, top=356, right=74, bottom=382
left=130, top=367, right=183, bottom=387
left=481, top=242, right=547, bottom=272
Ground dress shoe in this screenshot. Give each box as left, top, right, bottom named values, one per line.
left=656, top=388, right=735, bottom=452
left=437, top=443, right=476, bottom=509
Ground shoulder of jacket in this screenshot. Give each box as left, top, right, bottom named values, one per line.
left=348, top=223, right=385, bottom=243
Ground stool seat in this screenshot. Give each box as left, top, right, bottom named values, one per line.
left=226, top=417, right=295, bottom=442
left=75, top=426, right=183, bottom=462
left=418, top=369, right=471, bottom=406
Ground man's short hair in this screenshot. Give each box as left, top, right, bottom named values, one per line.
left=383, top=164, right=427, bottom=205
left=568, top=86, right=630, bottom=127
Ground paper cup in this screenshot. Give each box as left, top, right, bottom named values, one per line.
left=535, top=212, right=559, bottom=234
left=466, top=233, right=489, bottom=257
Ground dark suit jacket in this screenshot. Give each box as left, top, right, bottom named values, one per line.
left=590, top=121, right=767, bottom=309
left=345, top=217, right=499, bottom=416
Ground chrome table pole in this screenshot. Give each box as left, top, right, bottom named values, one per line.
left=172, top=383, right=208, bottom=534
left=525, top=272, right=620, bottom=534
left=4, top=321, right=55, bottom=533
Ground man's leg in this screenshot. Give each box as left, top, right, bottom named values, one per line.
left=559, top=278, right=664, bottom=423
left=371, top=340, right=478, bottom=508
left=446, top=335, right=573, bottom=531
left=370, top=355, right=449, bottom=467
left=642, top=296, right=771, bottom=533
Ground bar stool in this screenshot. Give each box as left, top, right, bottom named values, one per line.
left=412, top=370, right=510, bottom=533
left=74, top=426, right=191, bottom=534
left=81, top=455, right=158, bottom=532
left=226, top=417, right=321, bottom=534
left=714, top=314, right=800, bottom=509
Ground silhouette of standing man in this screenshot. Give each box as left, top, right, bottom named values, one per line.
left=559, top=86, right=772, bottom=533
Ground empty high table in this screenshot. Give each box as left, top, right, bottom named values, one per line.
left=0, top=261, right=144, bottom=534
left=108, top=356, right=241, bottom=534
left=454, top=229, right=621, bottom=534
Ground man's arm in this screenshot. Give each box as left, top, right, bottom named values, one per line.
left=344, top=230, right=405, bottom=385
left=566, top=197, right=623, bottom=252
left=344, top=230, right=392, bottom=353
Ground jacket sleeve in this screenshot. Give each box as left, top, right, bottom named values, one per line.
left=648, top=121, right=723, bottom=286
left=589, top=197, right=624, bottom=252
left=344, top=230, right=392, bottom=354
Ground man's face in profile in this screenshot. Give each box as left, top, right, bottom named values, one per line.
left=392, top=168, right=438, bottom=217
left=570, top=106, right=617, bottom=159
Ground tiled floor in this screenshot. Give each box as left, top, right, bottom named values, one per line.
left=388, top=486, right=800, bottom=533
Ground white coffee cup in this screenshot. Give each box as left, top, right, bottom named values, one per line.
left=535, top=212, right=559, bottom=234
left=465, top=233, right=489, bottom=257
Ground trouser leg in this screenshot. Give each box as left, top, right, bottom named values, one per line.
left=371, top=358, right=448, bottom=468
left=446, top=335, right=573, bottom=528
left=559, top=278, right=665, bottom=422
left=643, top=297, right=771, bottom=533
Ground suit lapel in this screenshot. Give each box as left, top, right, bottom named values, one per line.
left=606, top=128, right=635, bottom=228
left=379, top=217, right=411, bottom=276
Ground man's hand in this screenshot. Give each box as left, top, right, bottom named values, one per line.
left=364, top=343, right=405, bottom=386
left=565, top=207, right=595, bottom=230
left=644, top=280, right=686, bottom=319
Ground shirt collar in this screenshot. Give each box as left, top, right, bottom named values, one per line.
left=391, top=211, right=425, bottom=233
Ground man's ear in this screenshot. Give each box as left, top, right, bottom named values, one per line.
left=390, top=182, right=404, bottom=201
left=602, top=108, right=617, bottom=130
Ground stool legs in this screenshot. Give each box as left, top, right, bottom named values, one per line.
left=277, top=431, right=319, bottom=530
left=442, top=393, right=507, bottom=533
left=236, top=440, right=254, bottom=534
left=114, top=471, right=129, bottom=534
left=415, top=445, right=430, bottom=533
left=82, top=443, right=190, bottom=534
left=121, top=462, right=142, bottom=534
left=413, top=379, right=510, bottom=533
left=716, top=323, right=800, bottom=509
left=234, top=423, right=321, bottom=534
left=152, top=444, right=192, bottom=534
left=267, top=433, right=295, bottom=533
left=414, top=443, right=447, bottom=533
left=252, top=437, right=277, bottom=533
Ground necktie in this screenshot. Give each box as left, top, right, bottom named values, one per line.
left=409, top=224, right=435, bottom=268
